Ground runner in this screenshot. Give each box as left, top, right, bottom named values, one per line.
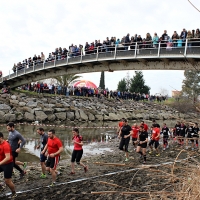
left=174, top=121, right=181, bottom=144
left=140, top=121, right=149, bottom=132
left=131, top=123, right=139, bottom=150
left=179, top=122, right=187, bottom=147
left=36, top=127, right=48, bottom=178
left=7, top=122, right=26, bottom=178
left=0, top=132, right=17, bottom=198
left=70, top=128, right=88, bottom=174
left=193, top=123, right=199, bottom=149
left=186, top=122, right=194, bottom=150
left=149, top=124, right=160, bottom=156
left=118, top=119, right=132, bottom=162
left=161, top=123, right=170, bottom=150
left=136, top=125, right=148, bottom=164
left=41, top=129, right=63, bottom=186
left=117, top=118, right=125, bottom=134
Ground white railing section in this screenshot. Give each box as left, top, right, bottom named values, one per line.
left=1, top=39, right=200, bottom=83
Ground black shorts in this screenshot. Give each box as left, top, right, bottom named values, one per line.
left=132, top=138, right=137, bottom=143
left=71, top=149, right=83, bottom=164
left=46, top=156, right=60, bottom=170
left=187, top=133, right=192, bottom=138
left=180, top=133, right=185, bottom=137
left=149, top=140, right=159, bottom=149
left=40, top=153, right=47, bottom=162
left=119, top=138, right=130, bottom=152
left=138, top=142, right=147, bottom=148
left=0, top=162, right=13, bottom=179
left=12, top=151, right=18, bottom=158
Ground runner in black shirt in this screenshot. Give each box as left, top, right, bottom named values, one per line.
left=174, top=121, right=181, bottom=137
left=193, top=123, right=199, bottom=149
left=179, top=122, right=186, bottom=146
left=161, top=123, right=170, bottom=150
left=118, top=119, right=132, bottom=162
left=136, top=125, right=148, bottom=164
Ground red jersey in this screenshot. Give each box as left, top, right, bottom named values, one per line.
left=152, top=127, right=160, bottom=141
left=143, top=123, right=148, bottom=132
left=118, top=121, right=124, bottom=128
left=73, top=135, right=83, bottom=150
left=0, top=141, right=13, bottom=164
left=47, top=137, right=62, bottom=155
left=132, top=126, right=139, bottom=138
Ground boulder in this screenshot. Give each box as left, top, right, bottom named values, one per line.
left=10, top=100, right=19, bottom=104
left=22, top=107, right=34, bottom=114
left=75, top=110, right=80, bottom=120
left=19, top=93, right=26, bottom=98
left=63, top=102, right=70, bottom=107
left=135, top=113, right=144, bottom=119
left=47, top=114, right=56, bottom=122
left=24, top=112, right=35, bottom=122
left=43, top=108, right=54, bottom=115
left=35, top=111, right=48, bottom=121
left=66, top=112, right=74, bottom=120
left=79, top=109, right=88, bottom=121
left=26, top=101, right=38, bottom=108
left=19, top=102, right=26, bottom=107
left=44, top=104, right=56, bottom=108
left=0, top=104, right=11, bottom=111
left=1, top=94, right=10, bottom=98
left=11, top=95, right=17, bottom=100
left=3, top=113, right=16, bottom=122
left=0, top=111, right=5, bottom=122
left=55, top=112, right=66, bottom=120
left=15, top=112, right=23, bottom=121
left=88, top=113, right=95, bottom=121
left=54, top=108, right=66, bottom=112
left=95, top=114, right=103, bottom=121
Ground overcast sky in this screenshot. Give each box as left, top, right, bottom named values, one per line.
left=0, top=0, right=200, bottom=95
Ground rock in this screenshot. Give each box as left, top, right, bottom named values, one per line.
left=19, top=93, right=26, bottom=98
left=9, top=99, right=19, bottom=104
left=24, top=112, right=35, bottom=121
left=54, top=108, right=66, bottom=112
left=95, top=114, right=103, bottom=121
left=55, top=112, right=66, bottom=120
left=35, top=111, right=48, bottom=121
left=66, top=112, right=74, bottom=120
left=88, top=113, right=95, bottom=121
left=22, top=107, right=34, bottom=114
left=63, top=102, right=70, bottom=107
left=43, top=108, right=54, bottom=115
left=3, top=113, right=16, bottom=122
left=44, top=104, right=56, bottom=108
left=0, top=111, right=5, bottom=122
left=47, top=114, right=56, bottom=122
left=135, top=113, right=143, bottom=119
left=1, top=94, right=10, bottom=98
left=19, top=102, right=26, bottom=107
left=33, top=107, right=43, bottom=111
left=11, top=95, right=17, bottom=100
left=26, top=101, right=38, bottom=108
left=0, top=104, right=11, bottom=111
left=79, top=110, right=88, bottom=121
left=75, top=110, right=80, bottom=120
left=15, top=112, right=23, bottom=121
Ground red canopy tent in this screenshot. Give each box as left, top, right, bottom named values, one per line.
left=74, top=80, right=97, bottom=88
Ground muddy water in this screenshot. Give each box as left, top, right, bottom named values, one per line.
left=1, top=120, right=177, bottom=162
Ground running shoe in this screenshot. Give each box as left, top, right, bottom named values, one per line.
left=84, top=166, right=88, bottom=173
left=23, top=162, right=27, bottom=170
left=149, top=151, right=152, bottom=154
left=40, top=174, right=47, bottom=179
left=163, top=148, right=166, bottom=151
left=50, top=182, right=56, bottom=187
left=69, top=172, right=75, bottom=175
left=11, top=192, right=17, bottom=199
left=125, top=158, right=129, bottom=162
left=143, top=161, right=146, bottom=164
left=156, top=154, right=160, bottom=157
left=19, top=171, right=25, bottom=179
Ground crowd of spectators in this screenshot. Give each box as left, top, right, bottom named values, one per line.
left=20, top=82, right=167, bottom=102
left=12, top=28, right=200, bottom=73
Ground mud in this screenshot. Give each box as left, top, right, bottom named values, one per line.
left=0, top=139, right=199, bottom=200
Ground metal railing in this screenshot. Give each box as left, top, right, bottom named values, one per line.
left=1, top=39, right=200, bottom=83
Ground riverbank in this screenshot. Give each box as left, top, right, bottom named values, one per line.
left=0, top=92, right=198, bottom=124
left=1, top=138, right=200, bottom=200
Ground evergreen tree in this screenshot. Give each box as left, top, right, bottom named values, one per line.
left=99, top=71, right=105, bottom=89
left=182, top=70, right=200, bottom=102
left=129, top=71, right=150, bottom=94
left=117, top=78, right=127, bottom=92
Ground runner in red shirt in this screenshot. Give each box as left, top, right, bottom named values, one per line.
left=131, top=123, right=139, bottom=150
left=70, top=128, right=88, bottom=174
left=117, top=118, right=125, bottom=134
left=0, top=132, right=16, bottom=198
left=42, top=129, right=63, bottom=186
left=141, top=121, right=149, bottom=132
left=149, top=124, right=160, bottom=156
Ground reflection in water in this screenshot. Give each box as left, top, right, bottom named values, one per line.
left=0, top=120, right=177, bottom=162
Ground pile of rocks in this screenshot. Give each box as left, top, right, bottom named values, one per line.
left=0, top=93, right=197, bottom=123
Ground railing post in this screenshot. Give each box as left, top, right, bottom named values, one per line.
left=16, top=68, right=18, bottom=77
left=158, top=42, right=161, bottom=57
left=114, top=45, right=117, bottom=59
left=96, top=47, right=99, bottom=61
left=134, top=42, right=137, bottom=58
left=43, top=61, right=45, bottom=69
left=67, top=53, right=69, bottom=65
left=81, top=49, right=83, bottom=63
left=24, top=66, right=26, bottom=74
left=184, top=39, right=188, bottom=57
left=54, top=57, right=56, bottom=67
left=33, top=62, right=35, bottom=71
